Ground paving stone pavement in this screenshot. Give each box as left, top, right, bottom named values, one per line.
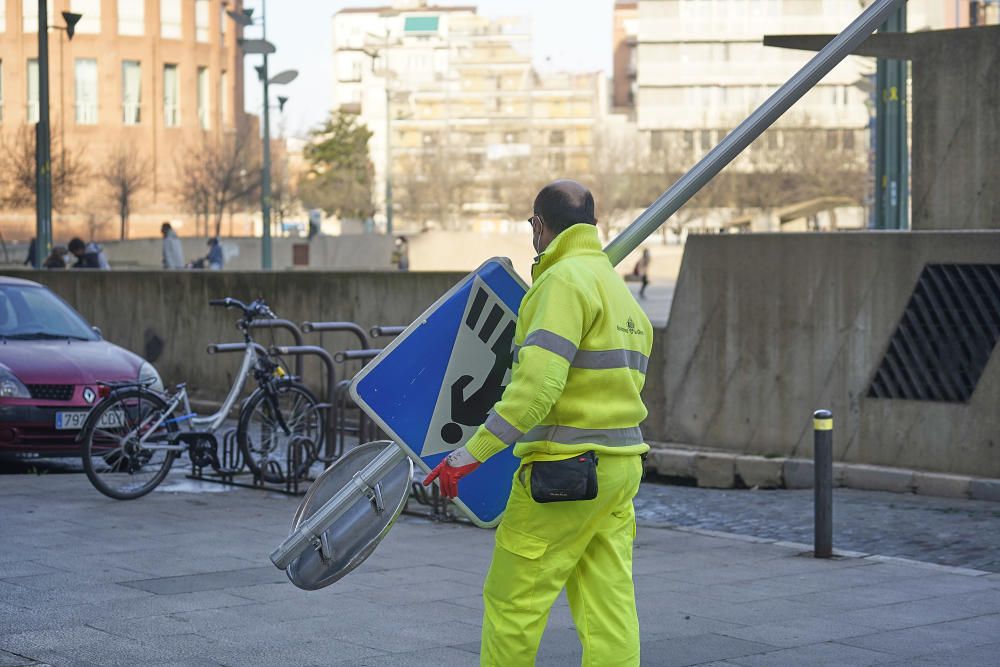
left=634, top=482, right=1000, bottom=573
left=2, top=472, right=999, bottom=666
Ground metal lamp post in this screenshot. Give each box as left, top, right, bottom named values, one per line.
left=230, top=4, right=295, bottom=270
left=33, top=8, right=82, bottom=269
left=363, top=32, right=398, bottom=236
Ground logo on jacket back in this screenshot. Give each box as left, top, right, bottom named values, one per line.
left=617, top=316, right=644, bottom=335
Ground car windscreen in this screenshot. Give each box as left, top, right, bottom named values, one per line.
left=0, top=285, right=98, bottom=341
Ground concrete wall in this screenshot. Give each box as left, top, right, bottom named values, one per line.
left=93, top=235, right=396, bottom=271
left=405, top=230, right=684, bottom=282
left=909, top=26, right=1000, bottom=231
left=645, top=232, right=1000, bottom=477
left=6, top=269, right=463, bottom=402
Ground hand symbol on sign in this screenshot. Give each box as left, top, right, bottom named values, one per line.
left=440, top=287, right=516, bottom=445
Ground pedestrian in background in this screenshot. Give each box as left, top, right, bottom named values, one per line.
left=394, top=237, right=410, bottom=271
left=43, top=245, right=68, bottom=269
left=23, top=239, right=38, bottom=268
left=206, top=238, right=224, bottom=270
left=424, top=180, right=652, bottom=666
left=161, top=222, right=185, bottom=269
left=67, top=238, right=110, bottom=269
left=632, top=247, right=651, bottom=299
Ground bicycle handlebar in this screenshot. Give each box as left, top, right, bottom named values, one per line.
left=209, top=297, right=274, bottom=321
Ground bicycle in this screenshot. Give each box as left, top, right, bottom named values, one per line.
left=78, top=297, right=324, bottom=500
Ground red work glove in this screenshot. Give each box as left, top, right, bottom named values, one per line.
left=423, top=446, right=481, bottom=498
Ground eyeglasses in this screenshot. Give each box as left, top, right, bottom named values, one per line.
left=527, top=214, right=542, bottom=226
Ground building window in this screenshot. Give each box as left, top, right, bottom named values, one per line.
left=197, top=67, right=210, bottom=129
left=699, top=129, right=713, bottom=151
left=219, top=70, right=228, bottom=126
left=550, top=130, right=565, bottom=146
left=826, top=130, right=839, bottom=150
left=27, top=58, right=39, bottom=123
left=195, top=0, right=209, bottom=42
left=163, top=64, right=179, bottom=127
left=23, top=0, right=53, bottom=32
left=118, top=0, right=144, bottom=36
left=74, top=58, right=98, bottom=124
left=71, top=0, right=101, bottom=34
left=0, top=2, right=6, bottom=32
left=122, top=60, right=141, bottom=125
left=842, top=129, right=856, bottom=150
left=220, top=3, right=226, bottom=39
left=160, top=0, right=181, bottom=39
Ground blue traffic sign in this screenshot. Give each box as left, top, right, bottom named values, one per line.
left=351, top=258, right=527, bottom=527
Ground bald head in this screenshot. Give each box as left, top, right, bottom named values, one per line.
left=533, top=180, right=596, bottom=236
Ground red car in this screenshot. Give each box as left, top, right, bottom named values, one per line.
left=0, top=275, right=163, bottom=458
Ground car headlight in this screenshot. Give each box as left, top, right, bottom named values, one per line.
left=0, top=368, right=30, bottom=399
left=138, top=362, right=164, bottom=392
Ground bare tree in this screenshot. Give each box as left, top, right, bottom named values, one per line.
left=100, top=144, right=150, bottom=240
left=394, top=146, right=478, bottom=230
left=174, top=128, right=261, bottom=237
left=0, top=125, right=87, bottom=211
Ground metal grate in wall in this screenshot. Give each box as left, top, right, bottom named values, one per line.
left=868, top=264, right=1000, bottom=403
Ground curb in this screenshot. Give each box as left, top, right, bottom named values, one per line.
left=645, top=443, right=1000, bottom=503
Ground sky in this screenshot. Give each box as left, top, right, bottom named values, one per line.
left=242, top=0, right=616, bottom=138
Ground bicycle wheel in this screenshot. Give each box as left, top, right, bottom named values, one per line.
left=237, top=380, right=323, bottom=484
left=80, top=388, right=178, bottom=500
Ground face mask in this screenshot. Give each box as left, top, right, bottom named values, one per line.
left=532, top=221, right=542, bottom=255
left=63, top=254, right=73, bottom=265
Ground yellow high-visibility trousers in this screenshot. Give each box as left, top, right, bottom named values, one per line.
left=480, top=454, right=643, bottom=667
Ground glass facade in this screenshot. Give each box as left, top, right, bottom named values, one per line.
left=197, top=67, right=210, bottom=129
left=160, top=0, right=181, bottom=39
left=74, top=58, right=98, bottom=124
left=122, top=60, right=142, bottom=125
left=71, top=0, right=101, bottom=34
left=26, top=58, right=39, bottom=123
left=163, top=64, right=179, bottom=126
left=118, top=0, right=144, bottom=36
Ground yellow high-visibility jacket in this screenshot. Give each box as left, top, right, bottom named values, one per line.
left=464, top=224, right=653, bottom=464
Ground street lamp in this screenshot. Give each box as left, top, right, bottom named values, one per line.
left=363, top=30, right=400, bottom=235
left=231, top=2, right=296, bottom=270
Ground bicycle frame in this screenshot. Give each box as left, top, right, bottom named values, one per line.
left=123, top=344, right=259, bottom=450
left=191, top=344, right=258, bottom=432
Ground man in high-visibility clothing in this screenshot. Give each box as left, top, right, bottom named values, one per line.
left=425, top=180, right=652, bottom=666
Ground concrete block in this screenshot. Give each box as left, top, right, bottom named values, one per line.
left=694, top=452, right=735, bottom=488
left=913, top=472, right=971, bottom=499
left=969, top=478, right=1000, bottom=502
left=735, top=456, right=784, bottom=488
left=646, top=447, right=696, bottom=479
left=783, top=459, right=814, bottom=489
left=842, top=464, right=914, bottom=494
left=832, top=462, right=848, bottom=486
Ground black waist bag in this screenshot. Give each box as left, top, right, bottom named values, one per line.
left=530, top=451, right=598, bottom=503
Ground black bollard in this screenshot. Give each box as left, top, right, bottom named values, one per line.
left=813, top=409, right=833, bottom=558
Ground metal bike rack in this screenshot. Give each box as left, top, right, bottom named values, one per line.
left=330, top=348, right=384, bottom=452
left=369, top=325, right=405, bottom=339
left=301, top=322, right=376, bottom=456
left=247, top=320, right=305, bottom=377
left=268, top=345, right=339, bottom=461
left=301, top=321, right=370, bottom=350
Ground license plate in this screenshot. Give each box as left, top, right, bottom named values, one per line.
left=55, top=410, right=126, bottom=431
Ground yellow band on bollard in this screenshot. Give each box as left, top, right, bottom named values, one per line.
left=813, top=418, right=833, bottom=431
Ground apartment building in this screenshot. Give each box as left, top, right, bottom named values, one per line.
left=612, top=0, right=637, bottom=113
left=0, top=0, right=247, bottom=239
left=331, top=1, right=603, bottom=232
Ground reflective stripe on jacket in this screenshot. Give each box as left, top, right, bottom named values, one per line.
left=463, top=223, right=653, bottom=464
